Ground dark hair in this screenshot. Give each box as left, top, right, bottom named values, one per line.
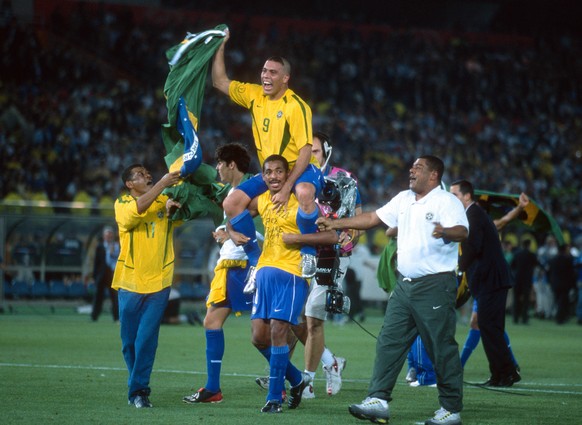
left=314, top=131, right=332, bottom=160
left=451, top=179, right=475, bottom=200
left=266, top=56, right=291, bottom=75
left=215, top=143, right=251, bottom=173
left=419, top=155, right=444, bottom=183
left=262, top=154, right=289, bottom=172
left=121, top=163, right=144, bottom=186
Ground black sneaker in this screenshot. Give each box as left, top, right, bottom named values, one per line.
left=261, top=400, right=282, bottom=413
left=132, top=394, right=153, bottom=408
left=484, top=369, right=521, bottom=387
left=183, top=387, right=223, bottom=404
left=496, top=369, right=522, bottom=387
left=288, top=374, right=310, bottom=409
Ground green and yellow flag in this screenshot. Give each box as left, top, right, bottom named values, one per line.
left=162, top=24, right=227, bottom=174
left=160, top=24, right=229, bottom=226
left=475, top=190, right=564, bottom=245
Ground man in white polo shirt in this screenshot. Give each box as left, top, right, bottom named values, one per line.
left=316, top=155, right=468, bottom=425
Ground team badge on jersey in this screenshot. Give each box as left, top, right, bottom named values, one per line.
left=425, top=212, right=434, bottom=221
left=158, top=210, right=164, bottom=219
left=277, top=111, right=283, bottom=119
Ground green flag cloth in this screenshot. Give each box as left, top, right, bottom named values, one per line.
left=161, top=24, right=227, bottom=172
left=164, top=184, right=224, bottom=228
left=160, top=25, right=228, bottom=223
left=376, top=237, right=398, bottom=293
left=475, top=190, right=564, bottom=244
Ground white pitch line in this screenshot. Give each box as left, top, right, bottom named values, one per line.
left=2, top=363, right=582, bottom=395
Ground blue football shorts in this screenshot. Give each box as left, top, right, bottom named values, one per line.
left=209, top=264, right=253, bottom=312
left=251, top=266, right=308, bottom=325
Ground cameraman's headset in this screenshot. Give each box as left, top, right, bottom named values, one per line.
left=314, top=131, right=333, bottom=170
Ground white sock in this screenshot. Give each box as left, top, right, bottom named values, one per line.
left=320, top=347, right=335, bottom=368
left=304, top=370, right=316, bottom=382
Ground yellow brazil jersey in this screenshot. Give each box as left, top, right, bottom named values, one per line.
left=112, top=193, right=180, bottom=294
left=228, top=81, right=317, bottom=169
left=256, top=191, right=303, bottom=277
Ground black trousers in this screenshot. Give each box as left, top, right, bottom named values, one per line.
left=92, top=269, right=119, bottom=321
left=512, top=283, right=532, bottom=324
left=477, top=288, right=515, bottom=378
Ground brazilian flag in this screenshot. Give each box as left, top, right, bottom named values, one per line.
left=162, top=24, right=227, bottom=175
left=376, top=237, right=397, bottom=294
left=475, top=190, right=564, bottom=245
left=160, top=24, right=230, bottom=226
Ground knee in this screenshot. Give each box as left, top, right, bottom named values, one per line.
left=307, top=319, right=324, bottom=337
left=251, top=325, right=270, bottom=350
left=295, top=183, right=315, bottom=205
left=252, top=337, right=269, bottom=351
left=223, top=192, right=246, bottom=218
left=222, top=197, right=239, bottom=218
left=203, top=316, right=220, bottom=330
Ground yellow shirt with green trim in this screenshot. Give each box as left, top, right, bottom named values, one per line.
left=256, top=191, right=303, bottom=277
left=228, top=81, right=317, bottom=169
left=112, top=193, right=181, bottom=293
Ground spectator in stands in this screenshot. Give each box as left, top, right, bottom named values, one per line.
left=1, top=4, right=580, bottom=248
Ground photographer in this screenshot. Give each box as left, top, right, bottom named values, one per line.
left=291, top=132, right=362, bottom=397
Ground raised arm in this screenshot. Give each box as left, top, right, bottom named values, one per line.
left=211, top=28, right=231, bottom=96
left=494, top=192, right=529, bottom=231
left=136, top=171, right=181, bottom=214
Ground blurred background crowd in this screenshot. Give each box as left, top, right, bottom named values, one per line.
left=1, top=0, right=581, bottom=323
left=1, top=0, right=581, bottom=240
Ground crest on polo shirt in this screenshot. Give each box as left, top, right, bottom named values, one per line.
left=277, top=111, right=283, bottom=119
left=425, top=212, right=434, bottom=221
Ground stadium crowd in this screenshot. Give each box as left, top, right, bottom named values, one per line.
left=1, top=1, right=581, bottom=244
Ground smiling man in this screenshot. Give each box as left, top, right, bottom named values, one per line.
left=112, top=164, right=181, bottom=409
left=317, top=155, right=468, bottom=425
left=211, top=28, right=323, bottom=283
left=245, top=155, right=337, bottom=414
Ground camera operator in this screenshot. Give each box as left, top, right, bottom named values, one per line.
left=290, top=132, right=363, bottom=398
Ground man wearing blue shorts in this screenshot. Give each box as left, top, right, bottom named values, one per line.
left=212, top=28, right=323, bottom=281
left=246, top=155, right=337, bottom=413
left=183, top=143, right=263, bottom=404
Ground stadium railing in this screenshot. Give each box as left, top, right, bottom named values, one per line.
left=1, top=200, right=215, bottom=304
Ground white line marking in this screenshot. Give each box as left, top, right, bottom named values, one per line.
left=1, top=363, right=581, bottom=395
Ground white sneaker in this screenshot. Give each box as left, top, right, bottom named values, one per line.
left=323, top=356, right=346, bottom=395
left=348, top=397, right=389, bottom=424
left=243, top=266, right=257, bottom=294
left=301, top=253, right=317, bottom=278
left=302, top=383, right=315, bottom=399
left=425, top=407, right=462, bottom=425
left=255, top=376, right=269, bottom=390
left=405, top=367, right=417, bottom=383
